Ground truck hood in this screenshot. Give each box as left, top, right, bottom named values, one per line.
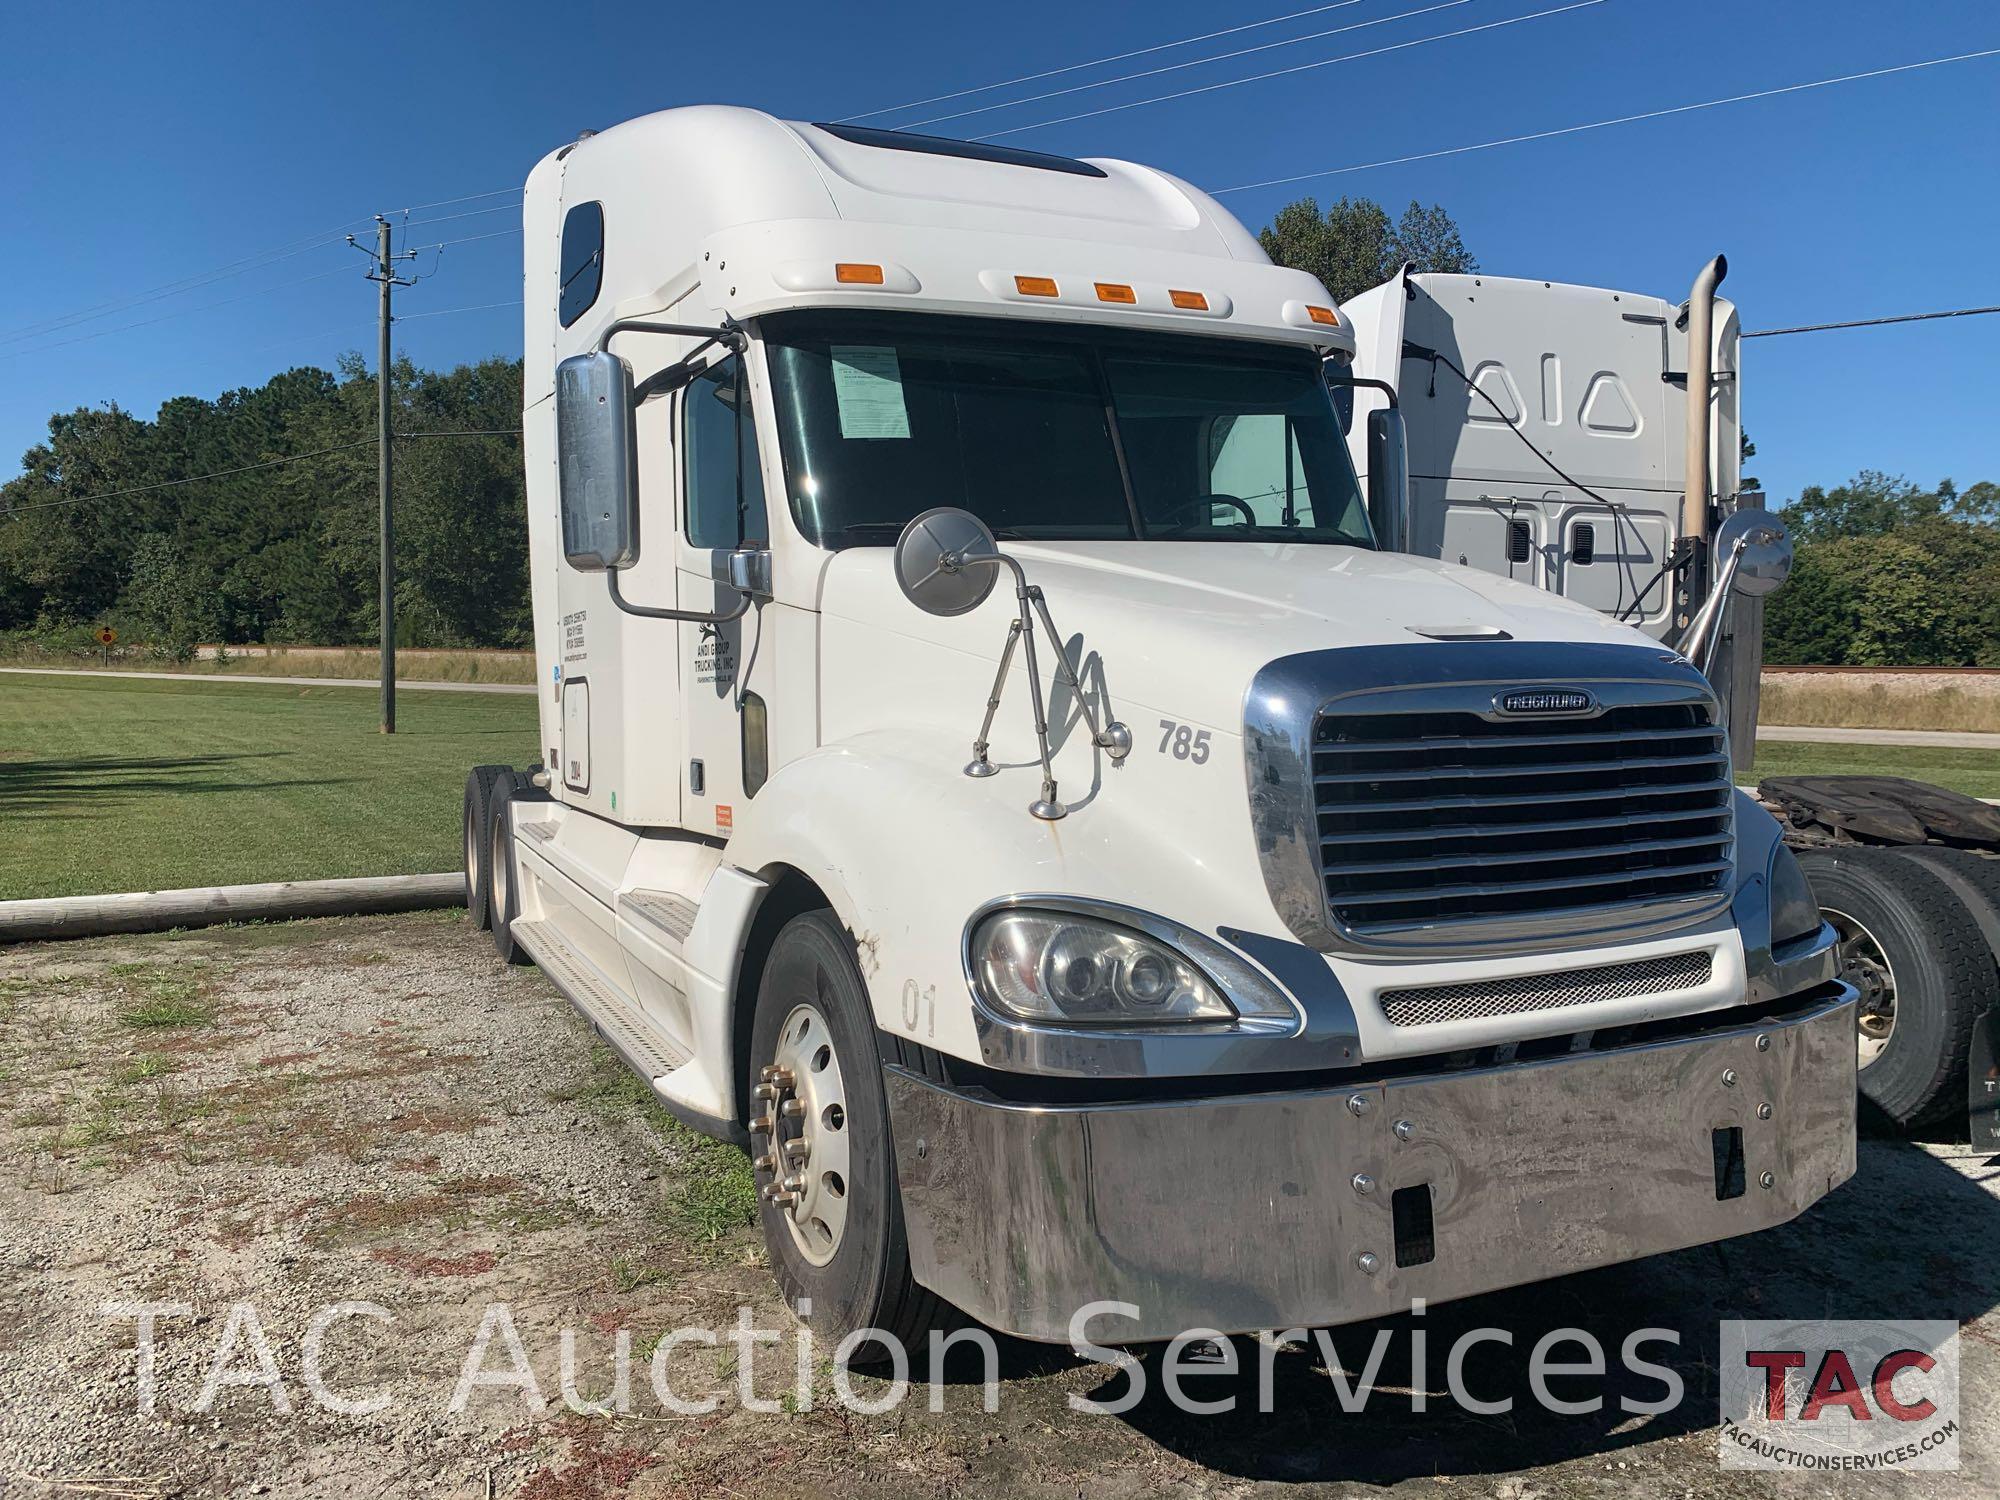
left=819, top=541, right=1672, bottom=731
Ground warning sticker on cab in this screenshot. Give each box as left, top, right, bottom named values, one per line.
left=715, top=804, right=734, bottom=831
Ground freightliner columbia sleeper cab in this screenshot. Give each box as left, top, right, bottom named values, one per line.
left=462, top=106, right=1857, bottom=1348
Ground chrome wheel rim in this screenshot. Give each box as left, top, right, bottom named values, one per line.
left=465, top=804, right=482, bottom=904
left=1824, top=905, right=1895, bottom=1069
left=752, top=1002, right=851, bottom=1266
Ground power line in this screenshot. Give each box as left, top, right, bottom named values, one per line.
left=903, top=0, right=1467, bottom=131
left=412, top=227, right=524, bottom=252
left=1210, top=45, right=2000, bottom=192
left=841, top=0, right=1374, bottom=123
left=975, top=0, right=1605, bottom=140
left=395, top=300, right=524, bottom=322
left=3, top=429, right=523, bottom=517
left=392, top=187, right=518, bottom=216
left=0, top=262, right=362, bottom=361
left=1, top=441, right=376, bottom=514
left=1743, top=305, right=2000, bottom=339
left=397, top=202, right=522, bottom=231
left=0, top=226, right=363, bottom=348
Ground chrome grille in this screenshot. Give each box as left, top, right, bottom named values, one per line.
left=1378, top=950, right=1714, bottom=1027
left=1313, top=700, right=1732, bottom=939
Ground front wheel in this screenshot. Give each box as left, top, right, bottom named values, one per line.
left=747, top=911, right=943, bottom=1350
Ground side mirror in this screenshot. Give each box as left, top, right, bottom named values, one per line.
left=555, top=351, right=639, bottom=570
left=1717, top=506, right=1793, bottom=597
left=892, top=508, right=1002, bottom=617
left=1366, top=405, right=1410, bottom=552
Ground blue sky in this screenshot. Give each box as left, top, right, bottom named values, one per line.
left=2, top=0, right=1994, bottom=505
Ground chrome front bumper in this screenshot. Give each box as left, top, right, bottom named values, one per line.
left=885, top=989, right=1857, bottom=1343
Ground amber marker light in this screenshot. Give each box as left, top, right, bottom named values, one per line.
left=1094, top=282, right=1136, bottom=304
left=1306, top=304, right=1339, bottom=325
left=1015, top=275, right=1059, bottom=297
left=1169, top=289, right=1209, bottom=310
left=835, top=263, right=885, bottom=284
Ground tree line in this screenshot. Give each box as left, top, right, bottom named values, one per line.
left=0, top=353, right=528, bottom=659
left=1, top=195, right=1991, bottom=665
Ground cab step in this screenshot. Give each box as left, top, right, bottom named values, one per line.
left=513, top=917, right=690, bottom=1081
left=619, top=889, right=698, bottom=951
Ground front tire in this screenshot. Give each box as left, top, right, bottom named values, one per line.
left=486, top=778, right=531, bottom=965
left=747, top=911, right=942, bottom=1350
left=462, top=766, right=510, bottom=930
left=1796, top=845, right=1994, bottom=1129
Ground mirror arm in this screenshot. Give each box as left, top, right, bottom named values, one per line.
left=1324, top=371, right=1400, bottom=407
left=596, top=318, right=744, bottom=358
left=606, top=567, right=752, bottom=625
left=1680, top=535, right=1748, bottom=677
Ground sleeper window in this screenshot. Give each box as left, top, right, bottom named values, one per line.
left=558, top=202, right=604, bottom=328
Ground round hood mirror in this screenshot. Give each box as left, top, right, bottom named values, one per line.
left=1716, top=507, right=1793, bottom=597
left=894, top=508, right=1001, bottom=617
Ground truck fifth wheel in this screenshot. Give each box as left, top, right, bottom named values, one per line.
left=471, top=106, right=1858, bottom=1346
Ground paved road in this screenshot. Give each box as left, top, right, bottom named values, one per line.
left=0, top=666, right=535, bottom=695
left=1755, top=723, right=2000, bottom=749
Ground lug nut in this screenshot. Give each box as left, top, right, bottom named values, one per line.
left=780, top=1098, right=806, bottom=1119
left=1351, top=1172, right=1377, bottom=1196
left=749, top=1114, right=774, bottom=1136
left=782, top=1174, right=806, bottom=1193
left=783, top=1138, right=810, bottom=1163
left=1346, top=1094, right=1373, bottom=1118
left=1355, top=1251, right=1380, bottom=1276
left=770, top=1067, right=795, bottom=1088
left=753, top=1153, right=775, bottom=1173
left=1393, top=1119, right=1415, bottom=1142
left=752, top=1082, right=778, bottom=1102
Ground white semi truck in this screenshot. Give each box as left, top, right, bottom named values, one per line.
left=465, top=106, right=1856, bottom=1347
left=1338, top=261, right=2000, bottom=1143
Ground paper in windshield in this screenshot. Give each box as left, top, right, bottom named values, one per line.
left=829, top=345, right=911, bottom=439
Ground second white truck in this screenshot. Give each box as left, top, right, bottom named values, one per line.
left=465, top=106, right=1857, bottom=1347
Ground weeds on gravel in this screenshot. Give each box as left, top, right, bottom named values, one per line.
left=555, top=1047, right=758, bottom=1245
left=660, top=1135, right=758, bottom=1244
left=111, top=962, right=216, bottom=1028
left=114, top=1053, right=176, bottom=1085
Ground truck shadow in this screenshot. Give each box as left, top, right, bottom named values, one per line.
left=0, top=753, right=345, bottom=818
left=1063, top=1138, right=1997, bottom=1484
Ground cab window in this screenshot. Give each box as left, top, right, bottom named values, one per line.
left=684, top=359, right=769, bottom=548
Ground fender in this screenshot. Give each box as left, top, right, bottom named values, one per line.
left=717, top=726, right=1287, bottom=1066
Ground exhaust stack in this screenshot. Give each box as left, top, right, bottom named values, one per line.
left=1681, top=254, right=1728, bottom=547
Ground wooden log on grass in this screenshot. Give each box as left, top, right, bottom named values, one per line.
left=0, top=873, right=465, bottom=943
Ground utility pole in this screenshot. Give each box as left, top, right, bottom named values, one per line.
left=351, top=217, right=416, bottom=733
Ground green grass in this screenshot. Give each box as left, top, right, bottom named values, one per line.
left=1748, top=741, right=2000, bottom=800
left=0, top=673, right=538, bottom=900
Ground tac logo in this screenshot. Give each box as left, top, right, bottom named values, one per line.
left=1719, top=1319, right=1959, bottom=1472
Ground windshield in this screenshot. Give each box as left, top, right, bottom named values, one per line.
left=762, top=312, right=1373, bottom=549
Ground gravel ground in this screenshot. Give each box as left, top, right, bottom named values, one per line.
left=2, top=914, right=1998, bottom=1499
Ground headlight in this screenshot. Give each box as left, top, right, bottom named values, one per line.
left=972, top=910, right=1237, bottom=1026
left=1768, top=841, right=1822, bottom=949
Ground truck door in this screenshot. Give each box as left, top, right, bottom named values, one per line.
left=675, top=355, right=776, bottom=840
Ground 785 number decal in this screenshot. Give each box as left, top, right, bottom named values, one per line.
left=1158, top=719, right=1211, bottom=765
